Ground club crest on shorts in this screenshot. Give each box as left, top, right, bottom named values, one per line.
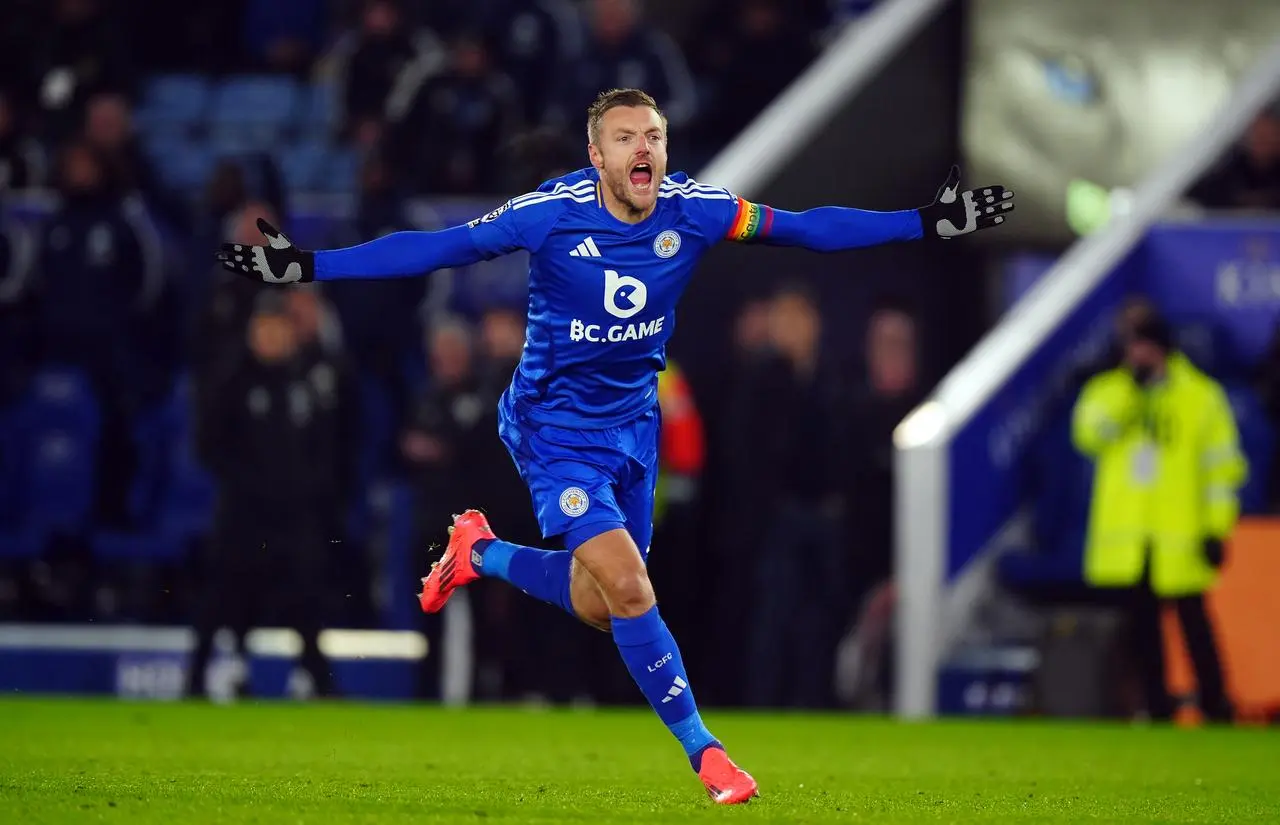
left=559, top=487, right=590, bottom=517
left=653, top=230, right=681, bottom=259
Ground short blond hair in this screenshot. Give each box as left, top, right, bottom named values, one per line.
left=586, top=88, right=666, bottom=144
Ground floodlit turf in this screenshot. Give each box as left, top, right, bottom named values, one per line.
left=1, top=698, right=1277, bottom=824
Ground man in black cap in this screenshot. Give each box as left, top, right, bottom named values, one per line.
left=1072, top=306, right=1245, bottom=722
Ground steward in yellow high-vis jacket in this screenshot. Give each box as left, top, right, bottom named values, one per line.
left=1071, top=311, right=1245, bottom=722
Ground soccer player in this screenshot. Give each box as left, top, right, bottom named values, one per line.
left=217, top=88, right=1015, bottom=804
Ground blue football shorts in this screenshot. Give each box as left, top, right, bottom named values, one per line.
left=497, top=392, right=660, bottom=560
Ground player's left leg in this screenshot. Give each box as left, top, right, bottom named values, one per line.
left=581, top=411, right=757, bottom=803
left=572, top=525, right=758, bottom=804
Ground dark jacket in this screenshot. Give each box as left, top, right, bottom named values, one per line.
left=196, top=346, right=359, bottom=514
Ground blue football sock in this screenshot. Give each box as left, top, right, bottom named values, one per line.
left=474, top=539, right=575, bottom=617
left=611, top=605, right=720, bottom=769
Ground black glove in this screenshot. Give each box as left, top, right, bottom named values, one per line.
left=216, top=219, right=315, bottom=284
left=1203, top=537, right=1226, bottom=569
left=919, top=165, right=1015, bottom=239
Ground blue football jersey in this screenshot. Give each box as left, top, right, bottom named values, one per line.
left=464, top=167, right=770, bottom=429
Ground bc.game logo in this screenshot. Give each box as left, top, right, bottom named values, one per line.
left=604, top=269, right=647, bottom=319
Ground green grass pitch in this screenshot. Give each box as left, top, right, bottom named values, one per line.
left=1, top=698, right=1277, bottom=824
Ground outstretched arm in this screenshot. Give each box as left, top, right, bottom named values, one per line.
left=216, top=219, right=487, bottom=284
left=315, top=226, right=483, bottom=280
left=721, top=166, right=1014, bottom=251
left=752, top=204, right=923, bottom=251
left=217, top=196, right=557, bottom=284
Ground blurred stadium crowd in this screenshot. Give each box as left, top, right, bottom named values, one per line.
left=0, top=0, right=897, bottom=708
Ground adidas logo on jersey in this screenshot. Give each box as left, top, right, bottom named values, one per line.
left=569, top=237, right=602, bottom=258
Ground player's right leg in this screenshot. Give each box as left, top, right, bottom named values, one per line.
left=418, top=407, right=621, bottom=620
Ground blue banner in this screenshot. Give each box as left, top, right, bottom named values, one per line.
left=1143, top=221, right=1280, bottom=373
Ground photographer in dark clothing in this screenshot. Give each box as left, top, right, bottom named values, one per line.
left=186, top=292, right=357, bottom=699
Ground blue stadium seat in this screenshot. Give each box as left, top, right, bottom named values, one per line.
left=279, top=143, right=329, bottom=192
left=25, top=429, right=98, bottom=533
left=302, top=82, right=338, bottom=134
left=150, top=144, right=215, bottom=192
left=320, top=148, right=360, bottom=194
left=0, top=370, right=101, bottom=546
left=24, top=368, right=101, bottom=533
left=210, top=75, right=303, bottom=143
left=28, top=368, right=100, bottom=432
left=134, top=74, right=211, bottom=136
left=208, top=125, right=278, bottom=157
left=279, top=144, right=360, bottom=194
left=91, top=377, right=214, bottom=564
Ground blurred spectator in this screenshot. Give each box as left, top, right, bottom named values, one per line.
left=1071, top=310, right=1245, bottom=722
left=31, top=141, right=165, bottom=522
left=1189, top=104, right=1280, bottom=211
left=845, top=298, right=924, bottom=599
left=688, top=0, right=815, bottom=151
left=191, top=200, right=279, bottom=384
left=185, top=161, right=250, bottom=333
left=476, top=306, right=527, bottom=397
left=285, top=286, right=366, bottom=620
left=834, top=298, right=925, bottom=710
left=499, top=126, right=581, bottom=193
left=475, top=0, right=584, bottom=126
left=242, top=0, right=330, bottom=76
left=81, top=93, right=185, bottom=230
left=188, top=291, right=357, bottom=699
left=554, top=0, right=696, bottom=133
left=21, top=0, right=135, bottom=144
left=729, top=283, right=846, bottom=708
left=0, top=91, right=46, bottom=191
left=392, top=31, right=523, bottom=194
left=503, top=1, right=584, bottom=124
left=330, top=0, right=445, bottom=149
left=323, top=152, right=426, bottom=406
left=400, top=318, right=486, bottom=538
left=285, top=283, right=346, bottom=358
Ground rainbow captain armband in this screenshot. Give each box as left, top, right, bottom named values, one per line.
left=725, top=198, right=773, bottom=242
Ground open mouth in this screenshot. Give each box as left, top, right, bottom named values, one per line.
left=629, top=163, right=653, bottom=191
